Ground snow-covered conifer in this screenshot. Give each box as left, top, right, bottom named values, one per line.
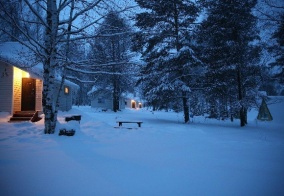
left=134, top=0, right=200, bottom=123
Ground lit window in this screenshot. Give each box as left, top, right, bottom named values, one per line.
left=64, top=86, right=69, bottom=94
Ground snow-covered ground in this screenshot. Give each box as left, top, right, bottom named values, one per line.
left=0, top=98, right=284, bottom=196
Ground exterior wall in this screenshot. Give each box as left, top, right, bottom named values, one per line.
left=119, top=97, right=126, bottom=110
left=91, top=97, right=113, bottom=110
left=13, top=67, right=23, bottom=112
left=0, top=63, right=43, bottom=114
left=35, top=79, right=43, bottom=111
left=0, top=62, right=13, bottom=113
left=125, top=99, right=143, bottom=109
left=126, top=99, right=131, bottom=108
left=126, top=99, right=136, bottom=108
left=54, top=83, right=73, bottom=111
left=91, top=95, right=126, bottom=110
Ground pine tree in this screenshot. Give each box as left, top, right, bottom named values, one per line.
left=254, top=0, right=284, bottom=96
left=134, top=0, right=200, bottom=123
left=270, top=13, right=284, bottom=93
left=198, top=0, right=260, bottom=126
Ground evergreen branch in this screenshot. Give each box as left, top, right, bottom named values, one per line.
left=264, top=0, right=284, bottom=9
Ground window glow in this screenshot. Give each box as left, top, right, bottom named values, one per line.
left=64, top=86, right=69, bottom=94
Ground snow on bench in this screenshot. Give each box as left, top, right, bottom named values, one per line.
left=65, top=115, right=81, bottom=124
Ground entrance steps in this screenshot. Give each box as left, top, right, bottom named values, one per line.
left=9, top=111, right=41, bottom=122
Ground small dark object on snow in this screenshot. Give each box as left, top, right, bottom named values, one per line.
left=59, top=129, right=76, bottom=136
left=65, top=115, right=81, bottom=123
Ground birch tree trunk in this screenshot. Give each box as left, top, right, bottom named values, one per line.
left=43, top=0, right=58, bottom=134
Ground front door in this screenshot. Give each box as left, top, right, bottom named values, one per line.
left=21, top=78, right=36, bottom=111
left=131, top=101, right=136, bottom=108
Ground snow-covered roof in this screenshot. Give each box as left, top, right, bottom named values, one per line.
left=121, top=92, right=143, bottom=102
left=0, top=42, right=35, bottom=64
left=0, top=42, right=43, bottom=78
left=0, top=42, right=79, bottom=90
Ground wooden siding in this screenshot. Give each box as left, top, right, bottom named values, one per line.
left=12, top=67, right=22, bottom=113
left=0, top=63, right=13, bottom=113
left=91, top=96, right=125, bottom=110
left=35, top=79, right=43, bottom=111
left=1, top=62, right=73, bottom=113
left=91, top=98, right=113, bottom=109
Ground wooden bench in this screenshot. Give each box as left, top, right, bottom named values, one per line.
left=65, top=115, right=81, bottom=124
left=117, top=121, right=143, bottom=127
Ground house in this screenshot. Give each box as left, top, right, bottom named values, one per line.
left=90, top=91, right=125, bottom=111
left=0, top=42, right=78, bottom=120
left=90, top=89, right=143, bottom=111
left=122, top=92, right=143, bottom=109
left=125, top=98, right=143, bottom=109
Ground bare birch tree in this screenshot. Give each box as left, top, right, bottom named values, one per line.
left=0, top=0, right=134, bottom=133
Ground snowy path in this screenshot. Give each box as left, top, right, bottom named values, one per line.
left=0, top=105, right=284, bottom=196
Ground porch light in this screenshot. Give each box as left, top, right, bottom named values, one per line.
left=13, top=67, right=30, bottom=78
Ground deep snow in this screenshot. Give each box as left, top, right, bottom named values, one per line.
left=0, top=98, right=284, bottom=196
